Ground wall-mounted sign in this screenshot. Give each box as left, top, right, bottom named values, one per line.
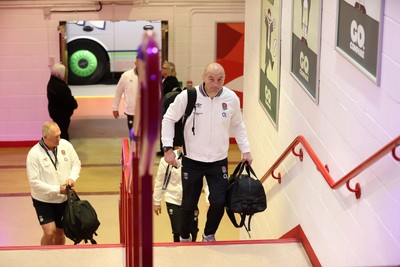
left=259, top=0, right=282, bottom=128
left=335, top=0, right=385, bottom=85
left=291, top=0, right=322, bottom=103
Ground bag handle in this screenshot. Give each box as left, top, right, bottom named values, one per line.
left=232, top=162, right=244, bottom=176
left=229, top=161, right=247, bottom=181
left=66, top=185, right=80, bottom=201
left=231, top=161, right=257, bottom=179
left=243, top=162, right=258, bottom=179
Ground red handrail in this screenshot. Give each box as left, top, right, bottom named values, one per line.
left=119, top=138, right=130, bottom=244
left=118, top=30, right=160, bottom=267
left=118, top=137, right=135, bottom=266
left=260, top=135, right=400, bottom=199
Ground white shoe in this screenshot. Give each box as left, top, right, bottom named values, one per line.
left=202, top=234, right=216, bottom=242
left=179, top=236, right=192, bottom=242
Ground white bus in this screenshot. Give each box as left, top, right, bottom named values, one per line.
left=66, top=20, right=162, bottom=85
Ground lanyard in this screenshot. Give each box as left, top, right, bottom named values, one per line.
left=39, top=139, right=58, bottom=170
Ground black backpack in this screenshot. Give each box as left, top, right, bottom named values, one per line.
left=62, top=186, right=100, bottom=244
left=162, top=87, right=197, bottom=152
left=226, top=162, right=267, bottom=237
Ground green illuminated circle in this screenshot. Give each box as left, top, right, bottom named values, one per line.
left=69, top=50, right=98, bottom=77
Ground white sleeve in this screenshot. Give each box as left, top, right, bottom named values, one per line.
left=67, top=142, right=81, bottom=181
left=112, top=73, right=126, bottom=111
left=230, top=94, right=250, bottom=153
left=153, top=157, right=168, bottom=205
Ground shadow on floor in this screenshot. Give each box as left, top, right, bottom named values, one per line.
left=70, top=118, right=128, bottom=139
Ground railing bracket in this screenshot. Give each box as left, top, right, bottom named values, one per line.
left=292, top=147, right=303, bottom=161
left=325, top=164, right=330, bottom=173
left=346, top=180, right=361, bottom=199
left=393, top=145, right=400, bottom=161
left=271, top=170, right=282, bottom=183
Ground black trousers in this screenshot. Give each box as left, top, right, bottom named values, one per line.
left=52, top=116, right=71, bottom=141
left=166, top=202, right=199, bottom=242
left=180, top=157, right=228, bottom=239
left=125, top=114, right=134, bottom=131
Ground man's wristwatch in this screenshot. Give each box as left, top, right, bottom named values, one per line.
left=163, top=146, right=173, bottom=152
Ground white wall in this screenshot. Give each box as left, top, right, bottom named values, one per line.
left=0, top=1, right=244, bottom=141
left=244, top=0, right=400, bottom=266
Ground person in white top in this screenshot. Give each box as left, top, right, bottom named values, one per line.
left=112, top=56, right=140, bottom=132
left=161, top=62, right=253, bottom=242
left=153, top=149, right=209, bottom=242
left=26, top=121, right=81, bottom=245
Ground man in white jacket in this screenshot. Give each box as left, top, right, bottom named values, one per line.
left=112, top=56, right=140, bottom=132
left=153, top=149, right=209, bottom=242
left=161, top=62, right=253, bottom=242
left=26, top=121, right=81, bottom=245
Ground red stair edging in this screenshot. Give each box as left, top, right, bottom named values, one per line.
left=154, top=238, right=301, bottom=247
left=281, top=224, right=321, bottom=267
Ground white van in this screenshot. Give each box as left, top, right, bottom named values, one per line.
left=66, top=20, right=162, bottom=85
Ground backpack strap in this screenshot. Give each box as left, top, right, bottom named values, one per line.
left=182, top=88, right=197, bottom=155
left=244, top=215, right=253, bottom=238
left=162, top=164, right=172, bottom=190
left=226, top=209, right=246, bottom=228
left=226, top=210, right=253, bottom=238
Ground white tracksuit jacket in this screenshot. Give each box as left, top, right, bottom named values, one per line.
left=153, top=150, right=209, bottom=206
left=112, top=69, right=139, bottom=116
left=161, top=84, right=250, bottom=162
left=26, top=139, right=81, bottom=203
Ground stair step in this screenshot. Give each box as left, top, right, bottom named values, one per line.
left=0, top=239, right=312, bottom=266
left=154, top=239, right=312, bottom=266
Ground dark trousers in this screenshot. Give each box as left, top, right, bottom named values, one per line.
left=180, top=157, right=228, bottom=239
left=166, top=202, right=199, bottom=242
left=126, top=114, right=134, bottom=131
left=52, top=116, right=71, bottom=141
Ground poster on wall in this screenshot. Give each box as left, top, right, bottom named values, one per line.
left=336, top=0, right=385, bottom=85
left=290, top=0, right=322, bottom=103
left=216, top=22, right=245, bottom=108
left=259, top=0, right=282, bottom=128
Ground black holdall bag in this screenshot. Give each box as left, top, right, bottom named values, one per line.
left=226, top=161, right=267, bottom=236
left=62, top=185, right=100, bottom=245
